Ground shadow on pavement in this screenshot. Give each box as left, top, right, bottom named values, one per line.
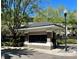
left=1, top=48, right=35, bottom=59
left=56, top=45, right=69, bottom=49
left=56, top=44, right=77, bottom=52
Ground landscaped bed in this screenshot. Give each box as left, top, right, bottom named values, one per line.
left=57, top=39, right=77, bottom=44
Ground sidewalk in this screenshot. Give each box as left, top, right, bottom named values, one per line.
left=32, top=44, right=77, bottom=56
left=32, top=48, right=77, bottom=56
left=1, top=44, right=77, bottom=56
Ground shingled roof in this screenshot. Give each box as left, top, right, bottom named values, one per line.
left=19, top=22, right=64, bottom=28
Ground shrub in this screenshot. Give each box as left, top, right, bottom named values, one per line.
left=67, top=39, right=77, bottom=44
left=57, top=39, right=77, bottom=44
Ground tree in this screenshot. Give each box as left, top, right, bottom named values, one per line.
left=1, top=0, right=40, bottom=46
left=67, top=11, right=77, bottom=37
left=33, top=6, right=64, bottom=23
left=33, top=6, right=77, bottom=25
left=67, top=11, right=77, bottom=25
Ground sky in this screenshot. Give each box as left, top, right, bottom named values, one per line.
left=39, top=0, right=77, bottom=11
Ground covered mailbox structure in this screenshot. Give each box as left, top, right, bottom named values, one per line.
left=17, top=22, right=64, bottom=49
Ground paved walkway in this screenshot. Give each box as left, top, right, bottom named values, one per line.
left=1, top=48, right=77, bottom=59
left=32, top=48, right=77, bottom=56
left=1, top=52, right=76, bottom=59
left=1, top=44, right=77, bottom=56
left=32, top=44, right=77, bottom=56
left=1, top=44, right=77, bottom=59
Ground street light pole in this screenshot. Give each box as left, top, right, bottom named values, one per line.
left=64, top=9, right=67, bottom=51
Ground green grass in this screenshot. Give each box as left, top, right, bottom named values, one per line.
left=57, top=39, right=77, bottom=44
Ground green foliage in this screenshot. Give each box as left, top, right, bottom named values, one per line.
left=67, top=11, right=77, bottom=25
left=33, top=6, right=77, bottom=25
left=57, top=39, right=77, bottom=44
left=1, top=0, right=40, bottom=27
left=1, top=0, right=77, bottom=47
left=33, top=6, right=65, bottom=23
left=1, top=42, right=13, bottom=46
left=1, top=0, right=40, bottom=47
left=1, top=42, right=24, bottom=47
